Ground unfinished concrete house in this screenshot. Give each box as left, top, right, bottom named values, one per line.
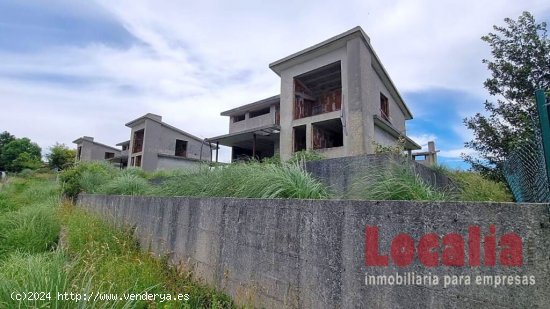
left=105, top=140, right=129, bottom=168
left=126, top=113, right=213, bottom=171
left=73, top=136, right=121, bottom=163
left=209, top=26, right=420, bottom=161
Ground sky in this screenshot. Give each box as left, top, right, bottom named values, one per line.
left=1, top=0, right=549, bottom=167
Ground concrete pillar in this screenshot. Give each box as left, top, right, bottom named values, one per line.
left=345, top=38, right=366, bottom=156
left=279, top=71, right=295, bottom=160
left=428, top=141, right=437, bottom=165
left=306, top=124, right=312, bottom=150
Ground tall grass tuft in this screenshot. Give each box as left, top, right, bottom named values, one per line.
left=287, top=150, right=324, bottom=165
left=151, top=162, right=329, bottom=199
left=0, top=205, right=61, bottom=257
left=98, top=173, right=152, bottom=196
left=62, top=206, right=235, bottom=307
left=0, top=251, right=71, bottom=309
left=349, top=159, right=447, bottom=201
left=2, top=172, right=235, bottom=308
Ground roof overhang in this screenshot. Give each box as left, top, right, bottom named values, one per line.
left=106, top=155, right=128, bottom=163
left=125, top=113, right=162, bottom=127
left=207, top=125, right=281, bottom=148
left=221, top=95, right=280, bottom=117
left=373, top=115, right=421, bottom=150
left=72, top=137, right=121, bottom=153
left=269, top=27, right=367, bottom=74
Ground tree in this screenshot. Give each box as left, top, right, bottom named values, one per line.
left=463, top=11, right=550, bottom=181
left=12, top=152, right=42, bottom=171
left=0, top=131, right=15, bottom=170
left=0, top=138, right=42, bottom=172
left=46, top=143, right=76, bottom=170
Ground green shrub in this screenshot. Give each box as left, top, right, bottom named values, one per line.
left=59, top=161, right=116, bottom=198
left=18, top=168, right=36, bottom=178
left=58, top=168, right=81, bottom=199
left=448, top=171, right=513, bottom=202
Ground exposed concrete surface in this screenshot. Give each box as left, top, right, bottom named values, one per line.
left=305, top=154, right=456, bottom=197
left=77, top=194, right=549, bottom=308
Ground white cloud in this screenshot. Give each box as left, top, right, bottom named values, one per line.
left=2, top=0, right=550, bottom=162
left=439, top=148, right=476, bottom=159
left=408, top=134, right=437, bottom=151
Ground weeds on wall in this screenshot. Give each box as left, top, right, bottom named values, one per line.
left=347, top=157, right=513, bottom=202
left=60, top=159, right=330, bottom=200
left=371, top=136, right=408, bottom=156
left=59, top=156, right=513, bottom=202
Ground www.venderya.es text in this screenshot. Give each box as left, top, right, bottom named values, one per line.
left=11, top=291, right=190, bottom=303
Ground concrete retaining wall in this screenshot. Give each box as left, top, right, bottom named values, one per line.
left=77, top=195, right=550, bottom=308
left=305, top=154, right=456, bottom=196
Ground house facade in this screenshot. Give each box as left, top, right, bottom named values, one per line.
left=73, top=136, right=121, bottom=163
left=209, top=26, right=420, bottom=161
left=126, top=113, right=212, bottom=171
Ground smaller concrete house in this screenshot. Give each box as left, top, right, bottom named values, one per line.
left=73, top=136, right=121, bottom=163
left=126, top=113, right=213, bottom=171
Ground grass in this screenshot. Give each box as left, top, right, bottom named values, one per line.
left=60, top=203, right=235, bottom=308
left=60, top=157, right=514, bottom=202
left=0, top=172, right=237, bottom=308
left=98, top=173, right=151, bottom=196
left=347, top=159, right=513, bottom=202
left=348, top=159, right=448, bottom=201
left=0, top=205, right=61, bottom=257
left=0, top=251, right=72, bottom=309
left=447, top=170, right=513, bottom=202
left=150, top=162, right=329, bottom=199
left=61, top=160, right=329, bottom=200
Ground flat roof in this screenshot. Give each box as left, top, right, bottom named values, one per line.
left=269, top=26, right=413, bottom=120
left=220, top=95, right=280, bottom=117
